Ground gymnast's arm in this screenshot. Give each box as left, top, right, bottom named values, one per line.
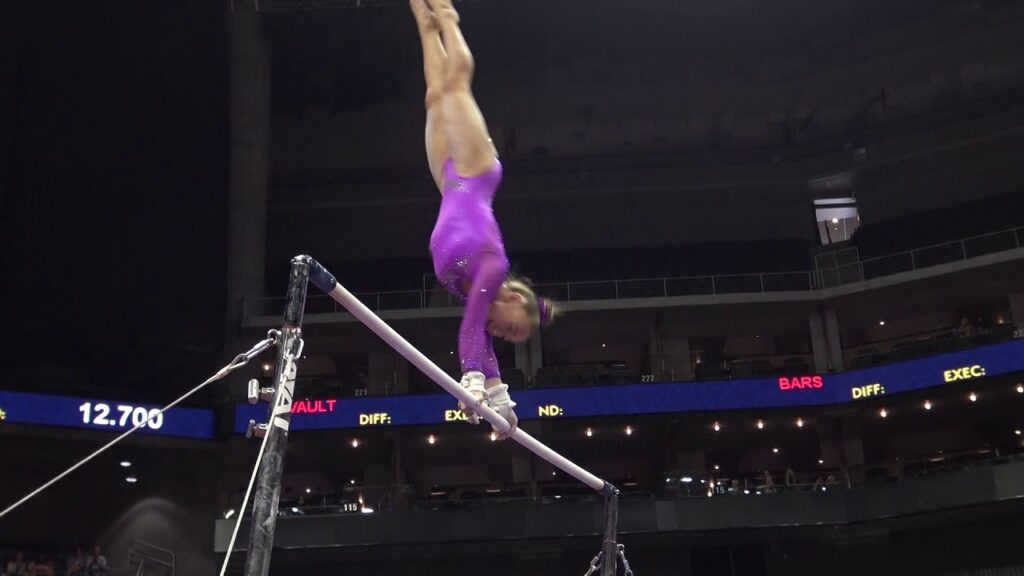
left=458, top=251, right=508, bottom=383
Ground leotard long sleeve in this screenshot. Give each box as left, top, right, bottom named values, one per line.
left=429, top=158, right=508, bottom=380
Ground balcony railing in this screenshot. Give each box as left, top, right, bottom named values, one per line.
left=245, top=226, right=1023, bottom=317
left=817, top=226, right=1023, bottom=288
left=246, top=271, right=817, bottom=317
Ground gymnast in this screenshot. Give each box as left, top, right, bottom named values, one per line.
left=411, top=0, right=556, bottom=438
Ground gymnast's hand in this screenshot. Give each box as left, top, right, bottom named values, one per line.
left=458, top=371, right=487, bottom=424
left=485, top=382, right=518, bottom=440
left=494, top=404, right=518, bottom=441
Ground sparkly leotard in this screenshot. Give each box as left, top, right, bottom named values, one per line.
left=429, top=158, right=508, bottom=380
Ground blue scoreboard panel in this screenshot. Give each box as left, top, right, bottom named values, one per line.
left=0, top=390, right=214, bottom=440
left=234, top=339, right=1024, bottom=432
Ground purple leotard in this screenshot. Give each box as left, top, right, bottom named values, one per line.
left=430, top=158, right=508, bottom=380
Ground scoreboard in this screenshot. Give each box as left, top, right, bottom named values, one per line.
left=234, top=339, right=1024, bottom=432
left=0, top=390, right=214, bottom=440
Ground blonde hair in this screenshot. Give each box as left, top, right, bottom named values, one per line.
left=504, top=275, right=558, bottom=332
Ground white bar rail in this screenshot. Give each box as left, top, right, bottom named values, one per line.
left=309, top=259, right=610, bottom=494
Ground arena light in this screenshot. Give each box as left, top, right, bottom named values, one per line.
left=713, top=464, right=720, bottom=471
left=879, top=408, right=888, bottom=418
left=879, top=320, right=886, bottom=326
left=713, top=421, right=721, bottom=432
left=796, top=418, right=804, bottom=428
left=125, top=476, right=138, bottom=484
left=625, top=426, right=633, bottom=436
left=120, top=461, right=132, bottom=468
left=681, top=476, right=693, bottom=483
left=756, top=420, right=764, bottom=430
left=428, top=434, right=436, bottom=445
left=969, top=392, right=978, bottom=402
left=924, top=400, right=932, bottom=411
left=351, top=438, right=359, bottom=448
left=349, top=479, right=356, bottom=485
left=665, top=477, right=673, bottom=483
left=305, top=488, right=311, bottom=494
left=743, top=489, right=751, bottom=495
left=1016, top=384, right=1023, bottom=394
left=361, top=506, right=374, bottom=514
left=818, top=459, right=824, bottom=465
left=586, top=427, right=593, bottom=438
left=262, top=363, right=271, bottom=372
left=772, top=447, right=779, bottom=454
left=1015, top=430, right=1021, bottom=436
left=490, top=432, right=497, bottom=442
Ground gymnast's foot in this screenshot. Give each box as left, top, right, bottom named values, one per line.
left=409, top=0, right=438, bottom=31
left=424, top=0, right=459, bottom=23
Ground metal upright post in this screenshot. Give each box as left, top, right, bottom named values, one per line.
left=243, top=256, right=311, bottom=576
left=600, top=485, right=620, bottom=576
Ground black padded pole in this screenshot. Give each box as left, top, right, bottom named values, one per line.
left=243, top=255, right=311, bottom=576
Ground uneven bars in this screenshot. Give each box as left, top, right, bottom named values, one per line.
left=306, top=257, right=612, bottom=495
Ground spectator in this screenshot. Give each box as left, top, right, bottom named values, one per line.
left=785, top=468, right=796, bottom=488
left=67, top=549, right=85, bottom=576
left=761, top=470, right=776, bottom=494
left=958, top=317, right=976, bottom=338
left=85, top=547, right=108, bottom=576
left=826, top=474, right=839, bottom=488
left=32, top=557, right=53, bottom=576
left=5, top=552, right=26, bottom=576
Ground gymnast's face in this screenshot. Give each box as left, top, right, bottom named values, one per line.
left=487, top=290, right=532, bottom=343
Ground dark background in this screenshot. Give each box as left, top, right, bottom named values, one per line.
left=1, top=2, right=1024, bottom=574
left=0, top=2, right=228, bottom=395
left=3, top=0, right=1024, bottom=395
